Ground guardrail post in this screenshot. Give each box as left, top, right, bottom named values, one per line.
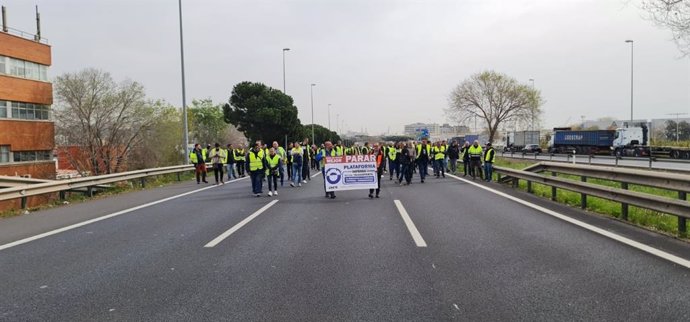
left=621, top=182, right=629, bottom=220
left=679, top=191, right=687, bottom=238
left=550, top=154, right=553, bottom=161
left=497, top=173, right=501, bottom=182
left=527, top=180, right=532, bottom=193
left=21, top=196, right=27, bottom=209
left=85, top=186, right=93, bottom=198
left=551, top=172, right=557, bottom=201
left=615, top=157, right=619, bottom=167
left=648, top=157, right=652, bottom=169
left=588, top=155, right=592, bottom=164
left=59, top=191, right=66, bottom=200
left=581, top=176, right=587, bottom=209
left=512, top=177, right=519, bottom=188
left=177, top=172, right=181, bottom=181
left=140, top=177, right=146, bottom=188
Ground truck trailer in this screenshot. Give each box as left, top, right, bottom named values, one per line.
left=548, top=129, right=615, bottom=155
left=504, top=131, right=540, bottom=152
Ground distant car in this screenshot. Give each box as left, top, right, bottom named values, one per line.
left=522, top=144, right=542, bottom=153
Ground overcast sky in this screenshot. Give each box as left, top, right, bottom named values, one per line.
left=4, top=0, right=689, bottom=134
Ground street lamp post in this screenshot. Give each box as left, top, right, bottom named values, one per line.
left=282, top=48, right=290, bottom=93
left=328, top=104, right=332, bottom=132
left=625, top=40, right=634, bottom=125
left=178, top=0, right=189, bottom=164
left=529, top=78, right=535, bottom=131
left=310, top=84, right=316, bottom=143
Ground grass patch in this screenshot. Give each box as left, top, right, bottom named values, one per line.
left=0, top=171, right=196, bottom=218
left=493, top=158, right=687, bottom=238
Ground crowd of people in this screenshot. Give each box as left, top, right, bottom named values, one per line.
left=188, top=138, right=497, bottom=198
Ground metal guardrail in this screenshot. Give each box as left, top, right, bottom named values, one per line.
left=0, top=164, right=197, bottom=207
left=494, top=163, right=690, bottom=237
left=499, top=151, right=690, bottom=171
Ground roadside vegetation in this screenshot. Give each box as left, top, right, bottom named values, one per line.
left=0, top=172, right=195, bottom=219
left=493, top=158, right=688, bottom=238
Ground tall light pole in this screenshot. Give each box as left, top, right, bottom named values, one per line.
left=178, top=0, right=189, bottom=164
left=625, top=40, right=634, bottom=125
left=336, top=113, right=340, bottom=134
left=282, top=48, right=290, bottom=93
left=529, top=78, right=535, bottom=131
left=668, top=112, right=688, bottom=142
left=310, top=84, right=316, bottom=143
left=328, top=104, right=332, bottom=132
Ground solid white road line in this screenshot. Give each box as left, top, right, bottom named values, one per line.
left=204, top=199, right=279, bottom=248
left=394, top=200, right=428, bottom=247
left=311, top=172, right=321, bottom=178
left=0, top=177, right=249, bottom=252
left=445, top=172, right=690, bottom=269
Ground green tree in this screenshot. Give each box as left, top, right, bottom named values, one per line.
left=129, top=100, right=184, bottom=168
left=447, top=71, right=543, bottom=143
left=300, top=124, right=341, bottom=145
left=223, top=82, right=302, bottom=143
left=189, top=99, right=228, bottom=145
left=665, top=120, right=690, bottom=141
left=641, top=0, right=690, bottom=56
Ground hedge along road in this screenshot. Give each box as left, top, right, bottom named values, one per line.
left=0, top=170, right=689, bottom=320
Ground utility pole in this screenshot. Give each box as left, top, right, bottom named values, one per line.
left=282, top=48, right=290, bottom=93
left=310, top=84, right=316, bottom=144
left=178, top=0, right=189, bottom=164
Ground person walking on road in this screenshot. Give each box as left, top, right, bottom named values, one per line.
left=468, top=140, right=483, bottom=180
left=209, top=143, right=226, bottom=185
left=483, top=142, right=496, bottom=182
left=319, top=140, right=339, bottom=199
left=234, top=145, right=246, bottom=177
left=272, top=141, right=287, bottom=187
left=432, top=141, right=445, bottom=178
left=247, top=142, right=266, bottom=197
left=226, top=144, right=237, bottom=180
left=369, top=143, right=385, bottom=198
left=461, top=141, right=470, bottom=177
left=190, top=143, right=208, bottom=184
left=388, top=142, right=401, bottom=181
left=290, top=142, right=303, bottom=187
left=399, top=142, right=414, bottom=185
left=447, top=141, right=460, bottom=174
left=266, top=147, right=282, bottom=196
left=416, top=139, right=431, bottom=183
left=301, top=138, right=311, bottom=183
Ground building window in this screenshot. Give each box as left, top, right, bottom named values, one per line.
left=9, top=101, right=50, bottom=120
left=0, top=56, right=48, bottom=82
left=0, top=101, right=6, bottom=118
left=0, top=146, right=9, bottom=163
left=12, top=150, right=52, bottom=163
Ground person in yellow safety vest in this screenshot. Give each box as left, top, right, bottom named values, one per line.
left=247, top=141, right=266, bottom=197
left=234, top=145, right=246, bottom=177
left=335, top=141, right=344, bottom=156
left=416, top=139, right=432, bottom=183
left=265, top=147, right=282, bottom=196
left=468, top=140, right=483, bottom=180
left=301, top=138, right=312, bottom=183
left=290, top=142, right=304, bottom=187
left=483, top=142, right=496, bottom=182
left=189, top=143, right=208, bottom=184
left=388, top=142, right=400, bottom=181
left=319, top=140, right=339, bottom=199
left=208, top=143, right=227, bottom=185
left=272, top=141, right=287, bottom=187
left=432, top=142, right=446, bottom=178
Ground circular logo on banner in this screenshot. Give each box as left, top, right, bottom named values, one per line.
left=326, top=168, right=342, bottom=184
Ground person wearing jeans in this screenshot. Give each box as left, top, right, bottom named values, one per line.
left=290, top=142, right=303, bottom=187
left=226, top=143, right=236, bottom=180
left=483, top=143, right=495, bottom=182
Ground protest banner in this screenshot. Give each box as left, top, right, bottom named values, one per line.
left=323, top=155, right=378, bottom=192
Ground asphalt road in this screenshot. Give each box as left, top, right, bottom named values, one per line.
left=1, top=170, right=690, bottom=321
left=499, top=151, right=690, bottom=172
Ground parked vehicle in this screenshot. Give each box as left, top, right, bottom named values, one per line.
left=504, top=131, right=540, bottom=152
left=522, top=144, right=542, bottom=153
left=548, top=129, right=615, bottom=155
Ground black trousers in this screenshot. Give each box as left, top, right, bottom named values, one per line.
left=213, top=163, right=224, bottom=183
left=369, top=170, right=383, bottom=195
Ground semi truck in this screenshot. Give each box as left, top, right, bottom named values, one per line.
left=504, top=131, right=540, bottom=152
left=547, top=126, right=690, bottom=159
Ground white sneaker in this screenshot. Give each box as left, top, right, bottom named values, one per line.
left=274, top=191, right=278, bottom=196
left=302, top=180, right=307, bottom=184
left=298, top=183, right=302, bottom=187
left=268, top=191, right=273, bottom=196
left=290, top=182, right=295, bottom=187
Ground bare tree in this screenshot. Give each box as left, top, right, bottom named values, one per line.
left=54, top=68, right=157, bottom=174
left=641, top=0, right=690, bottom=56
left=447, top=71, right=543, bottom=143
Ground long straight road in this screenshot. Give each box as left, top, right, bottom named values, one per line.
left=1, top=170, right=690, bottom=321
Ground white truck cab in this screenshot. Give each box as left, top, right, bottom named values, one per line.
left=612, top=127, right=646, bottom=148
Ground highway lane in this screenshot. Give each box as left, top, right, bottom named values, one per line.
left=499, top=151, right=690, bottom=172
left=1, top=171, right=689, bottom=320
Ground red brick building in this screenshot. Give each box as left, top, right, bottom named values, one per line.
left=0, top=12, right=55, bottom=210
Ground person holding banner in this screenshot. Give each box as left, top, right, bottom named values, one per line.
left=318, top=140, right=339, bottom=199
left=368, top=143, right=385, bottom=198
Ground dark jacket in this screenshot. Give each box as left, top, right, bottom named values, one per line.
left=462, top=146, right=470, bottom=161
left=448, top=145, right=460, bottom=159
